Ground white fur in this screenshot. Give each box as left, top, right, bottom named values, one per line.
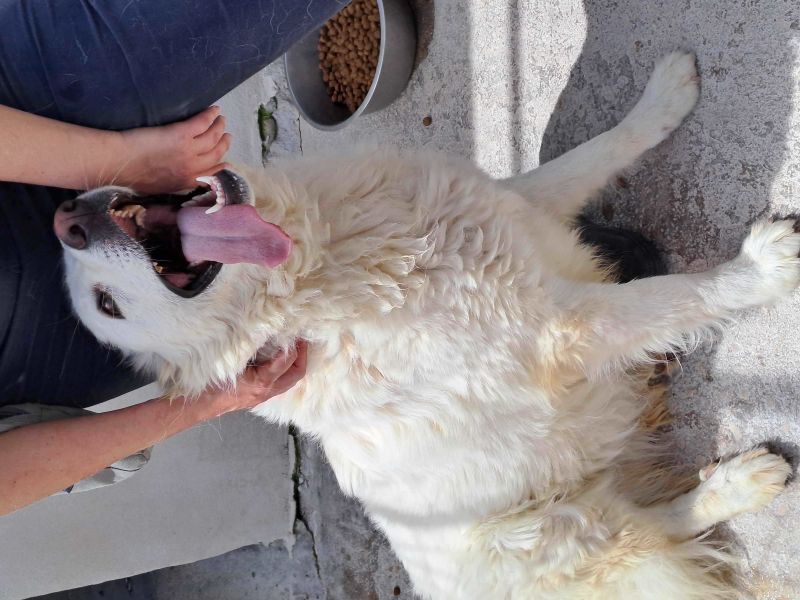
left=62, top=53, right=794, bottom=599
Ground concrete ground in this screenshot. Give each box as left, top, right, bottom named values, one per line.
left=32, top=0, right=800, bottom=598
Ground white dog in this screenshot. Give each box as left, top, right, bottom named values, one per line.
left=56, top=53, right=796, bottom=599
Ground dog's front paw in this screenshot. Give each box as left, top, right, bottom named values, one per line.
left=698, top=448, right=790, bottom=520
left=624, top=52, right=700, bottom=148
left=737, top=219, right=800, bottom=305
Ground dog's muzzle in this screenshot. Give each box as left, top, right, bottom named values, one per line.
left=53, top=170, right=253, bottom=297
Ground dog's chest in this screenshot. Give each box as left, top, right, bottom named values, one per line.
left=291, top=331, right=641, bottom=517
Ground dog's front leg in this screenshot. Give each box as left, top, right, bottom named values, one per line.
left=550, top=220, right=800, bottom=372
left=503, top=52, right=699, bottom=222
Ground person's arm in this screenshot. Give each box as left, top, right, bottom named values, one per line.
left=0, top=104, right=232, bottom=194
left=0, top=341, right=307, bottom=517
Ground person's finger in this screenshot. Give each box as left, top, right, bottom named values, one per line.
left=272, top=341, right=308, bottom=390
left=260, top=345, right=298, bottom=379
left=194, top=114, right=226, bottom=151
left=273, top=367, right=304, bottom=393
left=292, top=340, right=309, bottom=374
left=180, top=105, right=221, bottom=137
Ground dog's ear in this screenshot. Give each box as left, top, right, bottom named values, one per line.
left=152, top=335, right=268, bottom=399
left=157, top=362, right=191, bottom=399
left=128, top=351, right=166, bottom=382
left=128, top=352, right=194, bottom=398
left=126, top=350, right=204, bottom=399
left=128, top=351, right=200, bottom=399
left=155, top=357, right=217, bottom=399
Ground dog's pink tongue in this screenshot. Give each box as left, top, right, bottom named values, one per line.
left=177, top=205, right=292, bottom=267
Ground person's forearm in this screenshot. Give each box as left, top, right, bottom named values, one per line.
left=0, top=394, right=231, bottom=516
left=0, top=341, right=306, bottom=517
left=0, top=104, right=125, bottom=190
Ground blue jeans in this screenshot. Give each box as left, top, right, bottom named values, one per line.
left=0, top=0, right=346, bottom=407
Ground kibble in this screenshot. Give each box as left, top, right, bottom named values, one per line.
left=318, top=0, right=381, bottom=114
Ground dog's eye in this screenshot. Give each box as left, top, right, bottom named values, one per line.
left=94, top=288, right=124, bottom=319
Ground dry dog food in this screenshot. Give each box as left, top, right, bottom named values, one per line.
left=318, top=0, right=381, bottom=114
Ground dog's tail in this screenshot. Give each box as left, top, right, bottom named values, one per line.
left=576, top=216, right=667, bottom=283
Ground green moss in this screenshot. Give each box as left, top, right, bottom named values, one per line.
left=257, top=98, right=278, bottom=164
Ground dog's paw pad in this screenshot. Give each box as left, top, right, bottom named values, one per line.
left=699, top=448, right=790, bottom=517
left=625, top=51, right=700, bottom=146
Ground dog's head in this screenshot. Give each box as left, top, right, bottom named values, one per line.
left=54, top=169, right=296, bottom=395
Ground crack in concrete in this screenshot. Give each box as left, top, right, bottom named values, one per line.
left=288, top=425, right=323, bottom=584
left=296, top=108, right=304, bottom=156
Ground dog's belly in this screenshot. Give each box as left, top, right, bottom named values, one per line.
left=316, top=376, right=639, bottom=501
left=247, top=151, right=651, bottom=597
left=319, top=377, right=645, bottom=599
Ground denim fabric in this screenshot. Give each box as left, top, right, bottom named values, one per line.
left=0, top=0, right=346, bottom=407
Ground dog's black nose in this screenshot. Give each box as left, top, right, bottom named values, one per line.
left=54, top=199, right=90, bottom=249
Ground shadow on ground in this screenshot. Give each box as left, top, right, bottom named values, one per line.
left=541, top=1, right=799, bottom=594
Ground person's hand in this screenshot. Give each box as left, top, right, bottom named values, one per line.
left=206, top=340, right=309, bottom=413
left=116, top=106, right=232, bottom=194
left=0, top=339, right=307, bottom=516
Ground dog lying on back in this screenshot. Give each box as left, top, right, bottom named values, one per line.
left=56, top=53, right=795, bottom=598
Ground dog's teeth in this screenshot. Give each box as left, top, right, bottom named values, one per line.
left=134, top=207, right=147, bottom=227
left=196, top=176, right=216, bottom=189
left=110, top=205, right=145, bottom=221
left=152, top=261, right=164, bottom=273
left=205, top=201, right=223, bottom=215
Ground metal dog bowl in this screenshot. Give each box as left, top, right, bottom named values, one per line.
left=284, top=0, right=416, bottom=131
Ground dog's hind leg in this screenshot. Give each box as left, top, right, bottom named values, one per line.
left=502, top=52, right=699, bottom=222
left=645, top=448, right=790, bottom=540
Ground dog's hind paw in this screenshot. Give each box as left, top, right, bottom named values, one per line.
left=623, top=51, right=700, bottom=148
left=698, top=448, right=790, bottom=520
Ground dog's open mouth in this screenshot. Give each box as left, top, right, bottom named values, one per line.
left=108, top=170, right=251, bottom=297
